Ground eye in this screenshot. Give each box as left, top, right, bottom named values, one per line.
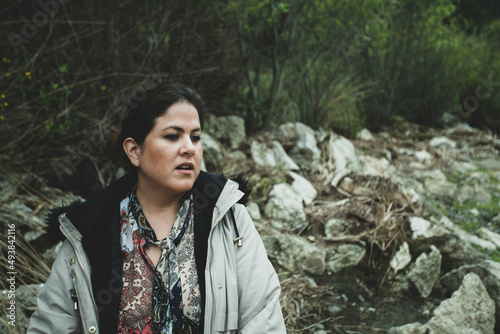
left=164, top=134, right=179, bottom=140
left=191, top=135, right=201, bottom=142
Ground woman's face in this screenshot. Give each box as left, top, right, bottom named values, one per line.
left=136, top=101, right=203, bottom=196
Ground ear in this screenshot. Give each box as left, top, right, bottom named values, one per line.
left=122, top=137, right=141, bottom=167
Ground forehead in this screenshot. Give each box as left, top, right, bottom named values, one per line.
left=154, top=101, right=200, bottom=128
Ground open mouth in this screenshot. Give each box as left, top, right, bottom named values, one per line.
left=176, top=162, right=194, bottom=171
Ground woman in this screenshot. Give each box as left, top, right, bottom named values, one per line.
left=28, top=83, right=286, bottom=333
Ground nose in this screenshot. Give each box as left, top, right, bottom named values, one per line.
left=180, top=135, right=195, bottom=156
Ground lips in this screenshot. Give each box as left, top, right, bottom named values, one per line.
left=176, top=162, right=194, bottom=175
left=176, top=162, right=194, bottom=170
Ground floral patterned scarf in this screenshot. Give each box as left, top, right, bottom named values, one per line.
left=117, top=187, right=201, bottom=334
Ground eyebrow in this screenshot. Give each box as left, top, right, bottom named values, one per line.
left=161, top=125, right=202, bottom=132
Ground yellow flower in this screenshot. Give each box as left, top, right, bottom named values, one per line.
left=4, top=102, right=8, bottom=107
left=1, top=94, right=4, bottom=99
left=25, top=71, right=31, bottom=79
left=2, top=57, right=9, bottom=63
left=0, top=115, right=4, bottom=120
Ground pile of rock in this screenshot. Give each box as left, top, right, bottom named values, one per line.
left=3, top=116, right=500, bottom=333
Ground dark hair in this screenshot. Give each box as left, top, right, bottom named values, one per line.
left=113, top=82, right=206, bottom=173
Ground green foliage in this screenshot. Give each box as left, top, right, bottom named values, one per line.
left=1, top=0, right=500, bottom=188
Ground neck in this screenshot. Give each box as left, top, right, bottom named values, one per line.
left=136, top=184, right=183, bottom=211
left=135, top=180, right=185, bottom=239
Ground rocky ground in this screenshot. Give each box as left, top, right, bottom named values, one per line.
left=2, top=116, right=500, bottom=333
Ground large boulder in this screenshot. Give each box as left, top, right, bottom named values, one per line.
left=389, top=273, right=496, bottom=334
left=279, top=122, right=321, bottom=171
left=251, top=141, right=300, bottom=171
left=321, top=132, right=362, bottom=173
left=264, top=183, right=306, bottom=226
left=206, top=115, right=246, bottom=149
left=427, top=273, right=495, bottom=334
left=440, top=260, right=500, bottom=327
left=326, top=243, right=366, bottom=273
left=288, top=171, right=318, bottom=206
left=262, top=233, right=326, bottom=275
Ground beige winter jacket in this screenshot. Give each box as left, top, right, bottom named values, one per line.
left=28, top=178, right=286, bottom=333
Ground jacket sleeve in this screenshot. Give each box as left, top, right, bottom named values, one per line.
left=232, top=204, right=287, bottom=333
left=27, top=240, right=82, bottom=334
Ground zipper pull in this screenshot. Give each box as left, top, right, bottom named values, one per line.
left=70, top=290, right=78, bottom=311
left=233, top=236, right=243, bottom=247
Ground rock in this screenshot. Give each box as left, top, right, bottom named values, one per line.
left=246, top=202, right=261, bottom=221
left=227, top=150, right=246, bottom=160
left=469, top=208, right=480, bottom=216
left=397, top=148, right=415, bottom=155
left=262, top=233, right=326, bottom=275
left=201, top=133, right=223, bottom=170
left=427, top=273, right=495, bottom=334
left=410, top=216, right=449, bottom=240
left=387, top=322, right=429, bottom=334
left=389, top=273, right=495, bottom=334
left=388, top=322, right=428, bottom=334
left=327, top=305, right=343, bottom=314
left=449, top=161, right=478, bottom=173
left=279, top=122, right=322, bottom=171
left=478, top=228, right=500, bottom=248
left=424, top=178, right=457, bottom=199
left=415, top=150, right=432, bottom=165
left=469, top=171, right=490, bottom=184
left=288, top=171, right=318, bottom=205
left=407, top=245, right=442, bottom=298
left=250, top=141, right=300, bottom=170
left=411, top=169, right=446, bottom=183
left=278, top=122, right=316, bottom=139
left=478, top=158, right=500, bottom=170
left=360, top=155, right=395, bottom=176
left=390, top=242, right=412, bottom=273
left=264, top=183, right=306, bottom=226
left=457, top=185, right=492, bottom=204
left=441, top=260, right=500, bottom=326
left=326, top=243, right=366, bottom=273
left=323, top=132, right=362, bottom=173
left=324, top=218, right=350, bottom=238
left=289, top=132, right=322, bottom=171
left=429, top=136, right=457, bottom=149
left=437, top=216, right=497, bottom=251
left=207, top=115, right=246, bottom=149
left=410, top=169, right=457, bottom=199
left=357, top=128, right=374, bottom=141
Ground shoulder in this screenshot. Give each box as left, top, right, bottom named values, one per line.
left=45, top=172, right=137, bottom=245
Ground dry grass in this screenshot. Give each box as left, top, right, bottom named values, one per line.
left=279, top=273, right=337, bottom=333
